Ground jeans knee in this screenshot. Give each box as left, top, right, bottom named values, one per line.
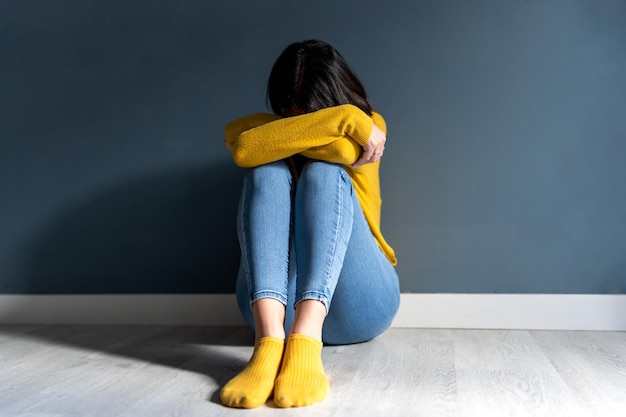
left=301, top=160, right=342, bottom=176
left=299, top=161, right=348, bottom=188
left=246, top=160, right=292, bottom=188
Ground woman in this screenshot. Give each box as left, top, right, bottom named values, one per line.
left=221, top=39, right=400, bottom=408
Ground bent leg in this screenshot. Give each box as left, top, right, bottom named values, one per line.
left=293, top=161, right=354, bottom=314
left=224, top=161, right=294, bottom=409
left=322, top=189, right=400, bottom=345
left=236, top=160, right=293, bottom=315
left=289, top=160, right=399, bottom=345
left=274, top=161, right=351, bottom=407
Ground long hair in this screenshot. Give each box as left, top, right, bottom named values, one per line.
left=266, top=40, right=373, bottom=117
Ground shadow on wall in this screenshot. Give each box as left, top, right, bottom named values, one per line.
left=22, top=161, right=244, bottom=294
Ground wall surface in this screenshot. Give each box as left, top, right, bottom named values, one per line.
left=1, top=0, right=625, bottom=294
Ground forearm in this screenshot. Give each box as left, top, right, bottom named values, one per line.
left=224, top=113, right=281, bottom=150
left=300, top=137, right=361, bottom=165
left=227, top=104, right=374, bottom=167
left=300, top=112, right=387, bottom=166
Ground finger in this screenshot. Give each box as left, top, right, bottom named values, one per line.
left=352, top=154, right=368, bottom=168
left=359, top=148, right=376, bottom=164
left=354, top=150, right=382, bottom=168
left=353, top=154, right=372, bottom=168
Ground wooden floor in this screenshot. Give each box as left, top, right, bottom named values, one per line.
left=0, top=326, right=624, bottom=417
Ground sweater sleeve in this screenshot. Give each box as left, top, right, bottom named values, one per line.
left=225, top=113, right=281, bottom=150
left=301, top=111, right=387, bottom=165
left=227, top=104, right=374, bottom=168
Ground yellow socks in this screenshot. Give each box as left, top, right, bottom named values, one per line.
left=220, top=334, right=329, bottom=409
left=220, top=336, right=284, bottom=408
left=274, top=334, right=330, bottom=407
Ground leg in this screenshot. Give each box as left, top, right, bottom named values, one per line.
left=222, top=161, right=293, bottom=409
left=235, top=240, right=297, bottom=337
left=236, top=271, right=289, bottom=340
left=274, top=161, right=400, bottom=407
left=322, top=188, right=400, bottom=345
left=250, top=177, right=398, bottom=345
left=274, top=161, right=354, bottom=407
left=293, top=161, right=356, bottom=338
left=236, top=160, right=294, bottom=333
left=288, top=162, right=399, bottom=346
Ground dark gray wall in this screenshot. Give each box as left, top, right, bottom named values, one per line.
left=1, top=1, right=625, bottom=294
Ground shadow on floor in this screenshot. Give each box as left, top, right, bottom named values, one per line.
left=0, top=160, right=255, bottom=405
left=0, top=324, right=256, bottom=405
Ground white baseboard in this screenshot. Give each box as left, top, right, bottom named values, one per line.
left=0, top=294, right=624, bottom=331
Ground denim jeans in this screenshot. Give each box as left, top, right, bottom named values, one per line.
left=235, top=160, right=400, bottom=345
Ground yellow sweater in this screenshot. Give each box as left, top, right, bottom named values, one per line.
left=225, top=104, right=397, bottom=265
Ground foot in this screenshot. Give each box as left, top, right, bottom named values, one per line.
left=274, top=334, right=329, bottom=407
left=220, top=336, right=285, bottom=408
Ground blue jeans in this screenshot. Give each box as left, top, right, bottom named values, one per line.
left=235, top=160, right=400, bottom=345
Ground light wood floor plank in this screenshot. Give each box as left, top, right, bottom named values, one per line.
left=1, top=326, right=624, bottom=417
left=531, top=330, right=626, bottom=417
left=453, top=330, right=583, bottom=417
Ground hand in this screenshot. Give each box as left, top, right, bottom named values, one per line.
left=353, top=124, right=386, bottom=168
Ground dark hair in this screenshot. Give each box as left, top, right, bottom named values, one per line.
left=267, top=39, right=373, bottom=117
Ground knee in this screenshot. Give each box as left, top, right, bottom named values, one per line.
left=245, top=160, right=292, bottom=188
left=301, top=160, right=343, bottom=177
left=299, top=161, right=348, bottom=187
